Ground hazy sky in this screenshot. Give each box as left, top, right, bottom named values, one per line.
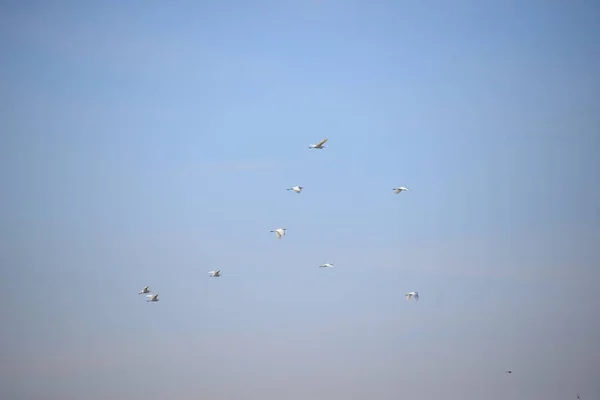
left=1, top=1, right=599, bottom=399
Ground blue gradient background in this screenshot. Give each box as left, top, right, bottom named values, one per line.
left=1, top=1, right=599, bottom=399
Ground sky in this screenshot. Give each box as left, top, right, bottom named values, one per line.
left=1, top=0, right=599, bottom=399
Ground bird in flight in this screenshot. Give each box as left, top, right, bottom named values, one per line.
left=208, top=270, right=221, bottom=278
left=319, top=263, right=334, bottom=268
left=405, top=291, right=419, bottom=302
left=270, top=228, right=287, bottom=239
left=309, top=138, right=328, bottom=149
left=505, top=370, right=512, bottom=374
left=393, top=186, right=410, bottom=194
left=287, top=186, right=304, bottom=193
left=138, top=286, right=150, bottom=295
left=146, top=293, right=159, bottom=302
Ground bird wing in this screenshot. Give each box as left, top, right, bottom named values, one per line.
left=315, top=138, right=328, bottom=147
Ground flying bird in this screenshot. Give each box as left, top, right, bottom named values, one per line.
left=393, top=186, right=410, bottom=194
left=146, top=293, right=159, bottom=302
left=138, top=286, right=150, bottom=295
left=405, top=291, right=419, bottom=302
left=309, top=138, right=328, bottom=149
left=576, top=394, right=580, bottom=399
left=209, top=270, right=221, bottom=277
left=287, top=186, right=304, bottom=193
left=270, top=228, right=287, bottom=239
left=319, top=263, right=334, bottom=268
left=505, top=370, right=512, bottom=374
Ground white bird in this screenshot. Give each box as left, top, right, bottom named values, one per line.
left=405, top=291, right=419, bottom=302
left=270, top=228, right=287, bottom=239
left=146, top=293, right=159, bottom=302
left=138, top=286, right=150, bottom=295
left=393, top=186, right=410, bottom=194
left=287, top=186, right=304, bottom=193
left=309, top=138, right=328, bottom=149
left=319, top=263, right=334, bottom=268
left=209, top=270, right=221, bottom=277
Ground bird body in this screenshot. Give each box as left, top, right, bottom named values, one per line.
left=319, top=263, right=334, bottom=268
left=393, top=186, right=410, bottom=194
left=270, top=228, right=287, bottom=239
left=309, top=138, right=328, bottom=149
left=405, top=291, right=419, bottom=302
left=146, top=294, right=159, bottom=302
left=209, top=270, right=221, bottom=277
left=287, top=186, right=304, bottom=193
left=505, top=370, right=512, bottom=374
left=138, top=286, right=150, bottom=295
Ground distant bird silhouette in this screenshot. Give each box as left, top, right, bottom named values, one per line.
left=208, top=270, right=220, bottom=277
left=405, top=291, right=419, bottom=302
left=138, top=286, right=150, bottom=295
left=393, top=186, right=410, bottom=194
left=287, top=186, right=304, bottom=193
left=146, top=294, right=159, bottom=302
left=505, top=370, right=512, bottom=374
left=319, top=263, right=334, bottom=268
left=270, top=228, right=287, bottom=239
left=309, top=138, right=327, bottom=149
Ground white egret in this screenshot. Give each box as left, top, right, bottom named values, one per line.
left=309, top=138, right=328, bottom=149
left=270, top=228, right=287, bottom=239
left=146, top=293, right=159, bottom=302
left=393, top=186, right=410, bottom=194
left=405, top=291, right=419, bottom=302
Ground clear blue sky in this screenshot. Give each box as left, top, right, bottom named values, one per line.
left=1, top=1, right=599, bottom=399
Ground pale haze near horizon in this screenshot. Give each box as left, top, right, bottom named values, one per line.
left=1, top=1, right=599, bottom=399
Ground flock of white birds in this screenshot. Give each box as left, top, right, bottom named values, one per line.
left=133, top=138, right=591, bottom=398
left=136, top=138, right=419, bottom=305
